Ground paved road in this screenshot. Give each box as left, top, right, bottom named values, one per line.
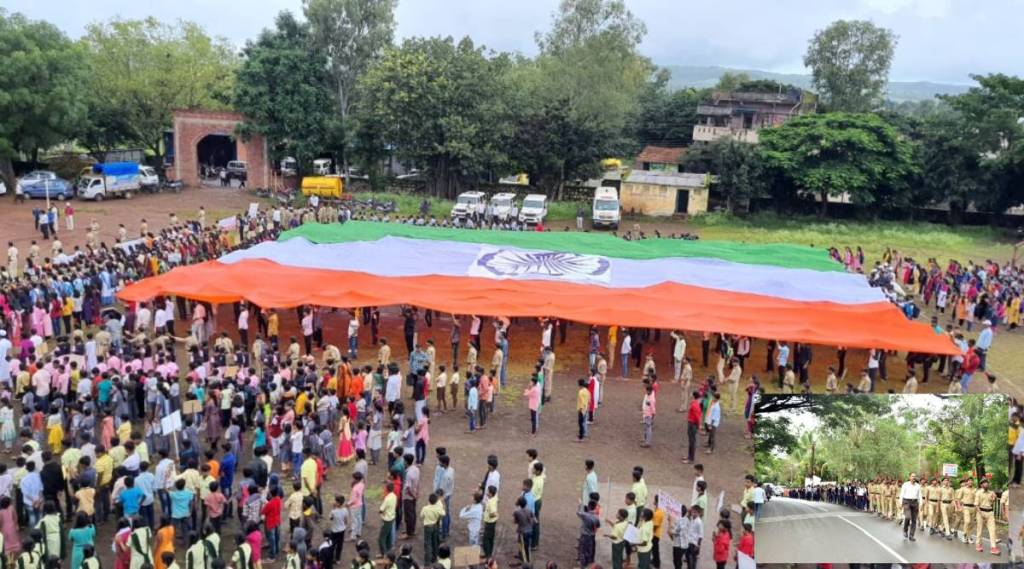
left=757, top=497, right=1006, bottom=563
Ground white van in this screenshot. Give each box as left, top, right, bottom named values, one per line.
left=313, top=159, right=333, bottom=175
left=518, top=193, right=548, bottom=225
left=489, top=192, right=516, bottom=221
left=451, top=191, right=486, bottom=220
left=592, top=186, right=620, bottom=229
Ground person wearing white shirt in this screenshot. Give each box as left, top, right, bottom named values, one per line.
left=670, top=331, right=687, bottom=382
left=347, top=316, right=360, bottom=359
left=900, top=473, right=922, bottom=540
left=136, top=304, right=152, bottom=334
left=686, top=506, right=703, bottom=565
left=238, top=305, right=250, bottom=347
left=385, top=372, right=401, bottom=407
left=669, top=511, right=691, bottom=567
left=620, top=332, right=632, bottom=378
left=153, top=306, right=168, bottom=334
left=752, top=484, right=766, bottom=519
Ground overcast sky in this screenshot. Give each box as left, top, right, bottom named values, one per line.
left=7, top=0, right=1024, bottom=83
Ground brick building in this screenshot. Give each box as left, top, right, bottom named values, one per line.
left=169, top=109, right=269, bottom=188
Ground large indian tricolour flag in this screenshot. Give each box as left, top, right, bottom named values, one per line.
left=119, top=221, right=957, bottom=354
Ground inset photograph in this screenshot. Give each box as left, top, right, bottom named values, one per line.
left=754, top=394, right=1010, bottom=563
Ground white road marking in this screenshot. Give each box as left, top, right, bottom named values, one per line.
left=760, top=512, right=875, bottom=523
left=837, top=515, right=909, bottom=563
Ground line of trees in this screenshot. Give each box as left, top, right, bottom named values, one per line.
left=1, top=5, right=1022, bottom=218
left=755, top=395, right=1009, bottom=489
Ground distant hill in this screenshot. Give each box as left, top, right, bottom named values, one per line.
left=661, top=64, right=973, bottom=102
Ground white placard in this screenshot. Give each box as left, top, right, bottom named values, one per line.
left=717, top=490, right=725, bottom=513
left=623, top=524, right=641, bottom=544
left=161, top=410, right=183, bottom=433
left=943, top=463, right=959, bottom=477
left=738, top=551, right=755, bottom=569
left=248, top=203, right=259, bottom=218
left=658, top=490, right=683, bottom=518
left=217, top=216, right=237, bottom=230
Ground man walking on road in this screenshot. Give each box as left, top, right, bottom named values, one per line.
left=900, top=473, right=922, bottom=541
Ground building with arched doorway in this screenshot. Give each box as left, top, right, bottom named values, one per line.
left=169, top=109, right=269, bottom=188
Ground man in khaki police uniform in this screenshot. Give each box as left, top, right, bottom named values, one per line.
left=939, top=477, right=954, bottom=539
left=921, top=478, right=933, bottom=531
left=955, top=477, right=976, bottom=543
left=974, top=477, right=1000, bottom=555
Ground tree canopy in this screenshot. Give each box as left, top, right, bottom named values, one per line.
left=79, top=17, right=237, bottom=162
left=0, top=10, right=87, bottom=188
left=355, top=36, right=514, bottom=198
left=759, top=112, right=917, bottom=216
left=233, top=11, right=335, bottom=173
left=303, top=0, right=396, bottom=173
left=804, top=20, right=896, bottom=112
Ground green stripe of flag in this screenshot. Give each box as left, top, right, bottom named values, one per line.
left=280, top=221, right=843, bottom=272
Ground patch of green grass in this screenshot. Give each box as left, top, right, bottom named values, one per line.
left=688, top=212, right=1015, bottom=263
left=546, top=200, right=586, bottom=221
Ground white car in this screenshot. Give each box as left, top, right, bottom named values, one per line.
left=518, top=193, right=548, bottom=225
left=489, top=192, right=516, bottom=221
left=0, top=179, right=6, bottom=195
left=451, top=191, right=486, bottom=220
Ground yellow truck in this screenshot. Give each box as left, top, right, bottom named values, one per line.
left=301, top=176, right=344, bottom=198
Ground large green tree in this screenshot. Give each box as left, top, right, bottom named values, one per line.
left=79, top=18, right=237, bottom=163
left=303, top=0, right=396, bottom=177
left=233, top=11, right=335, bottom=174
left=918, top=114, right=983, bottom=223
left=512, top=0, right=651, bottom=197
left=355, top=36, right=514, bottom=198
left=0, top=10, right=87, bottom=191
left=803, top=20, right=897, bottom=112
left=759, top=112, right=917, bottom=216
left=707, top=138, right=765, bottom=213
left=942, top=74, right=1024, bottom=214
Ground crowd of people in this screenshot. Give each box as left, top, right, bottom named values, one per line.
left=788, top=474, right=1008, bottom=556
left=850, top=246, right=1010, bottom=393
left=0, top=200, right=758, bottom=569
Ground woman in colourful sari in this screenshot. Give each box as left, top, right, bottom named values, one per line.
left=337, top=407, right=355, bottom=463
left=1009, top=295, right=1022, bottom=329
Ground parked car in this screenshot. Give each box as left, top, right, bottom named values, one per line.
left=489, top=192, right=516, bottom=221
left=21, top=178, right=75, bottom=200
left=518, top=193, right=548, bottom=225
left=16, top=170, right=58, bottom=193
left=451, top=191, right=486, bottom=220
left=0, top=180, right=6, bottom=195
left=226, top=160, right=248, bottom=181
left=313, top=159, right=333, bottom=175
